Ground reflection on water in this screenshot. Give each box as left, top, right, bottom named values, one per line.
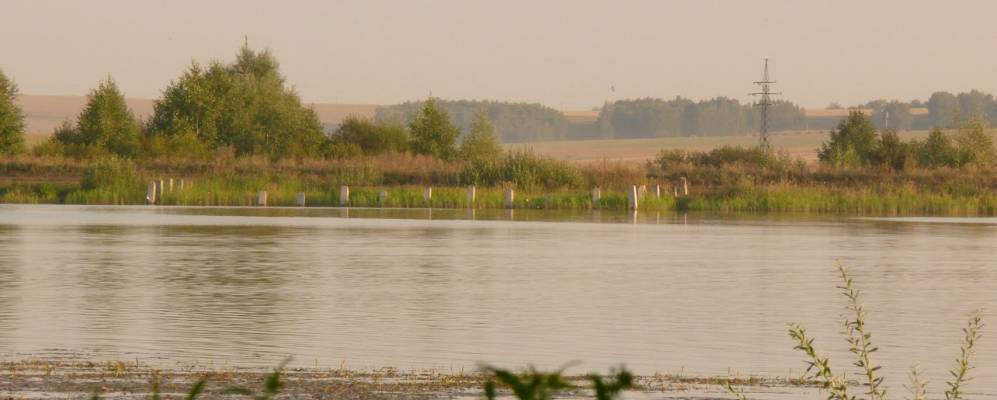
left=0, top=204, right=995, bottom=393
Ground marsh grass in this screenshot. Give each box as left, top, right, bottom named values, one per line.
left=724, top=264, right=985, bottom=400
left=481, top=364, right=633, bottom=400
left=5, top=153, right=997, bottom=214
left=89, top=361, right=286, bottom=400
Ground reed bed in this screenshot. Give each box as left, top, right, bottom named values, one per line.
left=4, top=155, right=997, bottom=214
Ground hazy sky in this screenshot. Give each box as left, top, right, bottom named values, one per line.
left=3, top=0, right=996, bottom=109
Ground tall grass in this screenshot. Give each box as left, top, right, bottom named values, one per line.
left=89, top=361, right=286, bottom=400
left=481, top=365, right=633, bottom=400
left=723, top=264, right=985, bottom=400
left=6, top=151, right=997, bottom=214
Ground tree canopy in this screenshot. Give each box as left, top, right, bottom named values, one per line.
left=0, top=69, right=26, bottom=155
left=53, top=77, right=141, bottom=157
left=329, top=116, right=409, bottom=156
left=595, top=97, right=805, bottom=138
left=818, top=111, right=879, bottom=167
left=375, top=99, right=571, bottom=143
left=459, top=110, right=504, bottom=161
left=409, top=98, right=460, bottom=160
left=149, top=45, right=326, bottom=158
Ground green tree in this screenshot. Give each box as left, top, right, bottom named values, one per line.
left=0, top=69, right=26, bottom=155
left=954, top=118, right=995, bottom=166
left=915, top=128, right=959, bottom=168
left=330, top=116, right=409, bottom=156
left=871, top=129, right=913, bottom=171
left=409, top=98, right=459, bottom=160
left=818, top=111, right=879, bottom=166
left=928, top=91, right=960, bottom=128
left=54, top=77, right=141, bottom=157
left=460, top=110, right=504, bottom=161
left=149, top=45, right=326, bottom=159
left=375, top=98, right=570, bottom=142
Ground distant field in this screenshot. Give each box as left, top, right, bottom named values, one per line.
left=16, top=94, right=376, bottom=136
left=508, top=129, right=942, bottom=164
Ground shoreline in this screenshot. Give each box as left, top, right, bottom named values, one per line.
left=0, top=358, right=816, bottom=399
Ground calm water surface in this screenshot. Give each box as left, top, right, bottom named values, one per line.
left=0, top=204, right=995, bottom=393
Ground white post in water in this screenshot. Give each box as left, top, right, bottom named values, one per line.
left=146, top=182, right=156, bottom=205
left=654, top=184, right=661, bottom=198
left=296, top=192, right=306, bottom=207
left=423, top=187, right=432, bottom=202
left=168, top=178, right=174, bottom=193
left=591, top=188, right=601, bottom=205
left=504, top=188, right=515, bottom=209
left=179, top=179, right=185, bottom=191
left=156, top=179, right=164, bottom=202
left=681, top=177, right=689, bottom=196
left=257, top=191, right=267, bottom=207
left=378, top=190, right=388, bottom=204
left=627, top=185, right=639, bottom=210
left=466, top=185, right=476, bottom=206
left=339, top=185, right=350, bottom=207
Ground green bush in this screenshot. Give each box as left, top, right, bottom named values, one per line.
left=0, top=69, right=26, bottom=155
left=914, top=128, right=960, bottom=168
left=818, top=110, right=879, bottom=167
left=459, top=151, right=584, bottom=190
left=80, top=157, right=140, bottom=190
left=459, top=110, right=504, bottom=162
left=330, top=116, right=409, bottom=156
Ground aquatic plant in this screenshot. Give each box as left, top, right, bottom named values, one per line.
left=86, top=361, right=285, bottom=400
left=723, top=264, right=985, bottom=400
left=481, top=364, right=633, bottom=400
left=945, top=312, right=983, bottom=400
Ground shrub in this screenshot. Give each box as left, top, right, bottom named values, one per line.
left=148, top=45, right=327, bottom=159
left=819, top=111, right=879, bottom=167
left=330, top=116, right=409, bottom=156
left=460, top=110, right=504, bottom=162
left=871, top=130, right=916, bottom=171
left=954, top=118, right=996, bottom=166
left=80, top=157, right=142, bottom=191
left=409, top=98, right=460, bottom=160
left=914, top=128, right=960, bottom=168
left=54, top=78, right=142, bottom=158
left=0, top=69, right=26, bottom=155
left=459, top=151, right=584, bottom=190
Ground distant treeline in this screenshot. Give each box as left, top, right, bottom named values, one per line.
left=374, top=100, right=571, bottom=143
left=375, top=90, right=997, bottom=143
left=854, top=90, right=997, bottom=131
left=594, top=97, right=805, bottom=138
left=373, top=97, right=805, bottom=142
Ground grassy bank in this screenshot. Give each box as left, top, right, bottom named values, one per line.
left=3, top=154, right=997, bottom=215
left=0, top=358, right=811, bottom=400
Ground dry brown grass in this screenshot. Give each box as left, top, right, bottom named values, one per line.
left=509, top=128, right=972, bottom=166
left=561, top=109, right=600, bottom=123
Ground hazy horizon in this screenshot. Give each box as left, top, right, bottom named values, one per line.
left=3, top=0, right=997, bottom=109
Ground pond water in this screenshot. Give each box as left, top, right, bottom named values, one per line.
left=0, top=204, right=994, bottom=395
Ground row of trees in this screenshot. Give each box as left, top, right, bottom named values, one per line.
left=818, top=111, right=995, bottom=170
left=331, top=99, right=503, bottom=161
left=17, top=45, right=328, bottom=159
left=1, top=47, right=506, bottom=160
left=851, top=90, right=997, bottom=131
left=374, top=99, right=572, bottom=143
left=374, top=97, right=810, bottom=142
left=594, top=97, right=806, bottom=138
